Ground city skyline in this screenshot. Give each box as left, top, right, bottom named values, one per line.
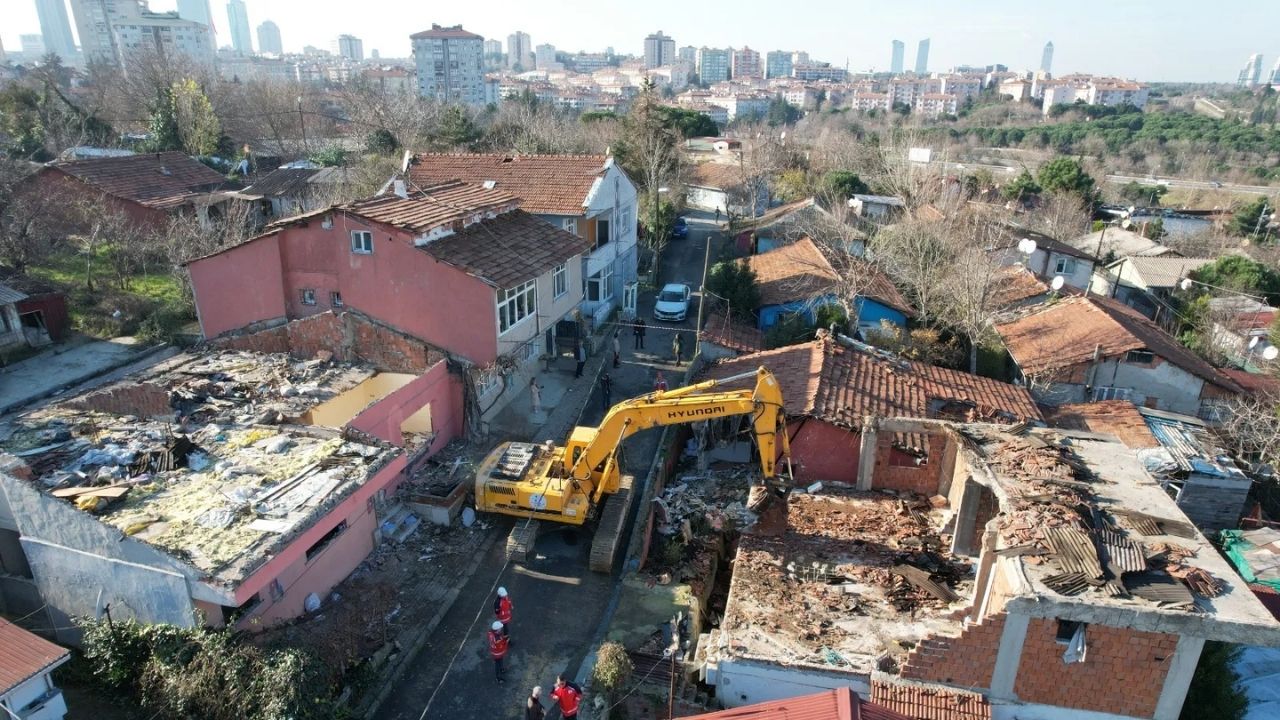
left=7, top=0, right=1280, bottom=81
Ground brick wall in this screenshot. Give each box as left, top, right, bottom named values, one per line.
left=1013, top=618, right=1174, bottom=717
left=63, top=383, right=172, bottom=418
left=873, top=432, right=949, bottom=495
left=209, top=312, right=442, bottom=373
left=899, top=612, right=1004, bottom=688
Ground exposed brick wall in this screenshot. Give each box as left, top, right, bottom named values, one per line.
left=873, top=432, right=949, bottom=495
left=63, top=383, right=172, bottom=418
left=208, top=312, right=442, bottom=373
left=899, top=612, right=1004, bottom=689
left=972, top=484, right=999, bottom=535
left=1013, top=618, right=1174, bottom=718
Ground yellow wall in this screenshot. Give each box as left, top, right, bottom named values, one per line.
left=305, top=373, right=418, bottom=428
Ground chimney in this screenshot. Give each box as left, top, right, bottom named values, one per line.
left=393, top=179, right=408, bottom=199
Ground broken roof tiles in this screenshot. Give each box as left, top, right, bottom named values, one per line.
left=48, top=151, right=229, bottom=210
left=408, top=152, right=610, bottom=216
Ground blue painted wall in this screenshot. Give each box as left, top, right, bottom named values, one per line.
left=758, top=294, right=906, bottom=331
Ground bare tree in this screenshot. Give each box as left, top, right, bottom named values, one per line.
left=66, top=197, right=137, bottom=292
left=616, top=83, right=681, bottom=281
left=1024, top=191, right=1089, bottom=242
left=938, top=213, right=1012, bottom=373
left=0, top=159, right=70, bottom=272
left=1220, top=395, right=1280, bottom=467
left=874, top=218, right=952, bottom=327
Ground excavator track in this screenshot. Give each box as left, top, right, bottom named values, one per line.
left=506, top=520, right=540, bottom=564
left=589, top=474, right=635, bottom=573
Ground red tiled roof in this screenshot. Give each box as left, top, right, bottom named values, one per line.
left=410, top=25, right=483, bottom=40
left=1222, top=369, right=1280, bottom=400
left=995, top=295, right=1241, bottom=391
left=1250, top=584, right=1280, bottom=622
left=423, top=210, right=592, bottom=289
left=701, top=311, right=765, bottom=353
left=871, top=681, right=992, bottom=720
left=0, top=619, right=69, bottom=694
left=703, top=336, right=1042, bottom=427
left=988, top=266, right=1049, bottom=309
left=1042, top=400, right=1160, bottom=448
left=408, top=153, right=610, bottom=216
left=48, top=151, right=228, bottom=209
left=745, top=238, right=912, bottom=316
left=343, top=181, right=520, bottom=234
left=683, top=687, right=911, bottom=720
left=688, top=162, right=743, bottom=191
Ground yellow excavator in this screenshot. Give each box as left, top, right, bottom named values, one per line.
left=474, top=366, right=792, bottom=571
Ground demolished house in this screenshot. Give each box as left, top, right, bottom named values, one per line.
left=0, top=348, right=463, bottom=643
left=697, top=421, right=1280, bottom=719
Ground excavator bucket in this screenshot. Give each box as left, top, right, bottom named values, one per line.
left=745, top=485, right=789, bottom=537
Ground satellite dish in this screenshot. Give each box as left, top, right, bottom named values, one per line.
left=1179, top=278, right=1193, bottom=291
left=1051, top=275, right=1065, bottom=291
left=1017, top=238, right=1037, bottom=255
left=1250, top=336, right=1261, bottom=349
left=1264, top=346, right=1280, bottom=361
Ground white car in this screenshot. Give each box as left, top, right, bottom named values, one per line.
left=654, top=283, right=692, bottom=322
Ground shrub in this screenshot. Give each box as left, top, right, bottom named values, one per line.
left=592, top=641, right=634, bottom=700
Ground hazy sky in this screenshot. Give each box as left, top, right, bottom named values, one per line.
left=6, top=0, right=1279, bottom=82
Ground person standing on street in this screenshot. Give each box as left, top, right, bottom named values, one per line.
left=715, top=206, right=721, bottom=224
left=551, top=675, right=582, bottom=720
left=612, top=330, right=621, bottom=368
left=529, top=379, right=542, bottom=414
left=573, top=341, right=586, bottom=378
left=600, top=372, right=613, bottom=412
left=633, top=318, right=646, bottom=349
left=525, top=686, right=545, bottom=720
left=494, top=587, right=512, bottom=640
left=672, top=332, right=684, bottom=365
left=488, top=621, right=509, bottom=683
left=654, top=371, right=668, bottom=393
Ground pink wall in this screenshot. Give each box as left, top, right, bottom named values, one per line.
left=189, top=234, right=288, bottom=337
left=348, top=361, right=465, bottom=456
left=191, top=213, right=500, bottom=364
left=789, top=419, right=861, bottom=484
left=232, top=453, right=407, bottom=620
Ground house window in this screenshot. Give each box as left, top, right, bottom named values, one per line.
left=1056, top=620, right=1084, bottom=644
left=331, top=292, right=344, bottom=308
left=618, top=205, right=633, bottom=235
left=351, top=230, right=374, bottom=254
left=1125, top=350, right=1155, bottom=365
left=552, top=264, right=569, bottom=299
left=595, top=216, right=611, bottom=249
left=300, top=288, right=316, bottom=305
left=587, top=265, right=613, bottom=302
left=1054, top=256, right=1076, bottom=275
left=1092, top=386, right=1133, bottom=402
left=562, top=217, right=578, bottom=235
left=498, top=280, right=537, bottom=334
left=306, top=520, right=348, bottom=561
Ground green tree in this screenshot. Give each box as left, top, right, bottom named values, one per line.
left=1001, top=169, right=1041, bottom=202
left=365, top=128, right=399, bottom=155
left=170, top=78, right=221, bottom=156
left=776, top=168, right=813, bottom=202
left=143, top=88, right=182, bottom=153
left=1190, top=255, right=1280, bottom=304
left=1141, top=217, right=1165, bottom=240
left=1179, top=642, right=1247, bottom=720
left=1037, top=156, right=1095, bottom=198
left=592, top=642, right=634, bottom=704
left=655, top=106, right=719, bottom=137
left=1119, top=181, right=1167, bottom=206
left=307, top=145, right=347, bottom=167
left=1229, top=196, right=1273, bottom=239
left=432, top=105, right=481, bottom=150
left=706, top=260, right=761, bottom=322
left=0, top=86, right=47, bottom=159
left=766, top=94, right=801, bottom=126
left=764, top=312, right=815, bottom=349
left=820, top=170, right=870, bottom=201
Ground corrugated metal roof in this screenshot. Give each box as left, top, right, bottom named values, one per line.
left=0, top=282, right=29, bottom=305
left=1139, top=407, right=1246, bottom=479
left=0, top=619, right=69, bottom=693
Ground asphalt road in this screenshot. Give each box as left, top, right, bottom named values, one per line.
left=379, top=210, right=725, bottom=720
left=1103, top=174, right=1274, bottom=195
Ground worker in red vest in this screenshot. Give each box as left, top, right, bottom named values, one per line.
left=494, top=586, right=513, bottom=641
left=550, top=674, right=582, bottom=719
left=488, top=621, right=509, bottom=683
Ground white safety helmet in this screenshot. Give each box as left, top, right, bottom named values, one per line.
left=492, top=620, right=504, bottom=631
left=498, top=587, right=508, bottom=597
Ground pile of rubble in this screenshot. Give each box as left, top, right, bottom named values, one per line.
left=972, top=431, right=1226, bottom=608
left=653, top=469, right=759, bottom=537
left=401, top=439, right=477, bottom=497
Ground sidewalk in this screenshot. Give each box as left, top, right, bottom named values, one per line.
left=0, top=336, right=172, bottom=414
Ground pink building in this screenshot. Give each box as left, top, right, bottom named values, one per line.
left=189, top=180, right=591, bottom=372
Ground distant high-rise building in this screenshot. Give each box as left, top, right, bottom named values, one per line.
left=765, top=50, right=793, bottom=79
left=335, top=34, right=362, bottom=61
left=696, top=46, right=730, bottom=84
left=225, top=0, right=252, bottom=55
left=1271, top=57, right=1280, bottom=85
left=70, top=0, right=138, bottom=65
left=1238, top=53, right=1264, bottom=87
left=412, top=24, right=485, bottom=105
left=111, top=11, right=215, bottom=64
left=914, top=38, right=930, bottom=74
left=890, top=40, right=904, bottom=73
left=535, top=43, right=557, bottom=70
left=35, top=0, right=77, bottom=60
left=176, top=0, right=213, bottom=34
left=256, top=20, right=281, bottom=55
left=483, top=38, right=503, bottom=68
left=731, top=46, right=762, bottom=80
left=506, top=30, right=532, bottom=69
left=643, top=31, right=675, bottom=68
left=1040, top=41, right=1054, bottom=74
left=370, top=49, right=379, bottom=59
left=678, top=45, right=697, bottom=67
left=20, top=34, right=47, bottom=58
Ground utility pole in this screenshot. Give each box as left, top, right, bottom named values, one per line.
left=297, top=96, right=308, bottom=155
left=694, top=233, right=712, bottom=360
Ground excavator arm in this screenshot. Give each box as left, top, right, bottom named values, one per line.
left=567, top=366, right=792, bottom=503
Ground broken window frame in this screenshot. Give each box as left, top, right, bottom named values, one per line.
left=587, top=265, right=613, bottom=303
left=305, top=520, right=348, bottom=562
left=1124, top=349, right=1155, bottom=365
left=300, top=288, right=317, bottom=306
left=1054, top=256, right=1077, bottom=275
left=497, top=279, right=537, bottom=335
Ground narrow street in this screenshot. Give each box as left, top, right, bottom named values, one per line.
left=378, top=210, right=727, bottom=720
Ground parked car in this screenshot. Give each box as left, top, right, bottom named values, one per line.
left=654, top=283, right=692, bottom=322
left=671, top=216, right=689, bottom=240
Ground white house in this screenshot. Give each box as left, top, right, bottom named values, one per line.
left=991, top=229, right=1098, bottom=291
left=409, top=153, right=640, bottom=325
left=847, top=194, right=904, bottom=222
left=0, top=619, right=70, bottom=720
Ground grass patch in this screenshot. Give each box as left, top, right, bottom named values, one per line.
left=28, top=250, right=190, bottom=340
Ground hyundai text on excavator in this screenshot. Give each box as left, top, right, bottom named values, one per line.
left=474, top=366, right=792, bottom=572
